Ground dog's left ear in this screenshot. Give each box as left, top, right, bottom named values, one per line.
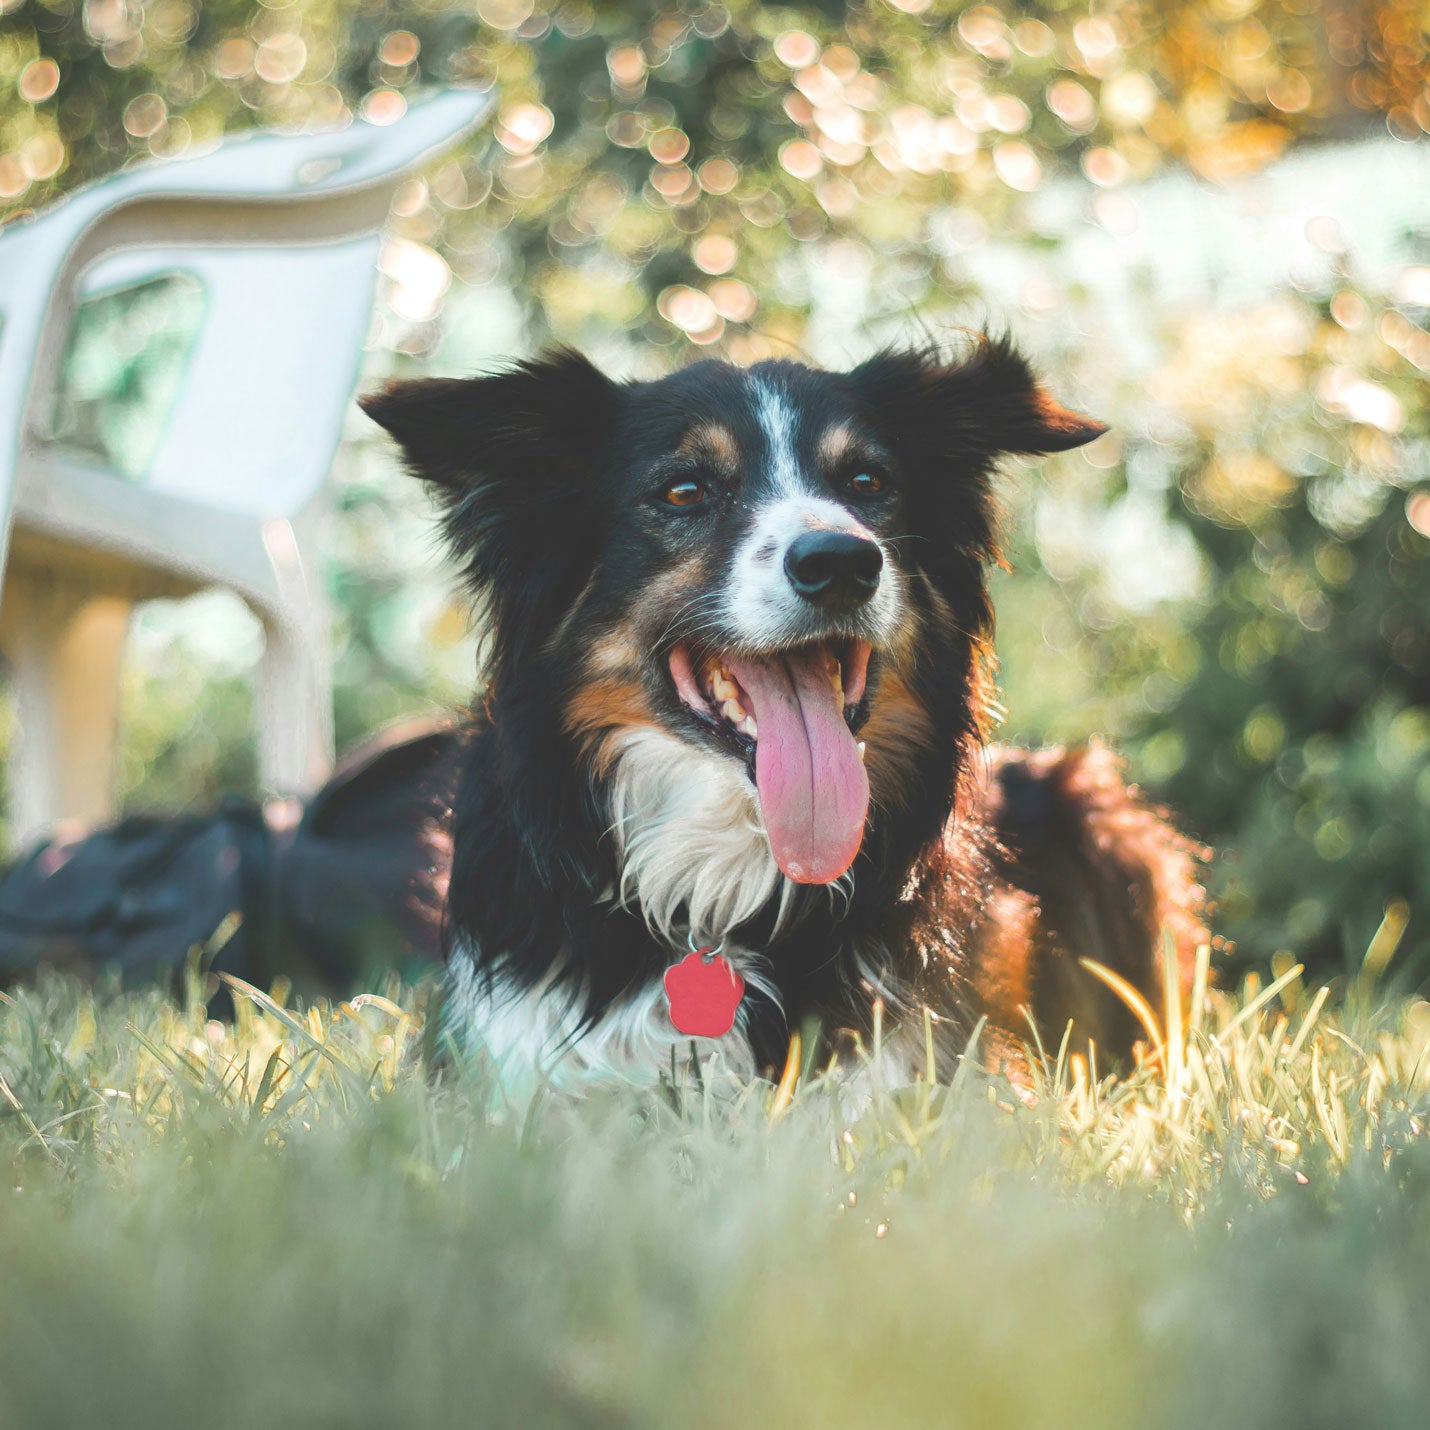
left=848, top=336, right=1106, bottom=461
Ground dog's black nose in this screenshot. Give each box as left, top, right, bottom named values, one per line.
left=784, top=530, right=883, bottom=608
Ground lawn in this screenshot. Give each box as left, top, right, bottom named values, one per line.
left=1, top=933, right=1427, bottom=1430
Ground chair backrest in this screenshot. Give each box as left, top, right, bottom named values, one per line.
left=69, top=239, right=381, bottom=517
left=0, top=88, right=493, bottom=587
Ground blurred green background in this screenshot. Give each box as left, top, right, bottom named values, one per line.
left=1, top=0, right=1427, bottom=987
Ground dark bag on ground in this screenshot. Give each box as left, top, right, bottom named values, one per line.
left=0, top=719, right=460, bottom=997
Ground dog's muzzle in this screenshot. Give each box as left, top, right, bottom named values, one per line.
left=783, top=530, right=884, bottom=610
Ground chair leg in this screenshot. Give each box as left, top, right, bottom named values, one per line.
left=256, top=609, right=334, bottom=799
left=250, top=512, right=334, bottom=800
left=0, top=581, right=129, bottom=848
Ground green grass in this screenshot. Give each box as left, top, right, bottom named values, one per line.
left=1, top=935, right=1428, bottom=1430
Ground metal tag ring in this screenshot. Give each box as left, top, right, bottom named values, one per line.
left=687, top=930, right=725, bottom=962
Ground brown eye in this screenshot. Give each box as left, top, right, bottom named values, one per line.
left=849, top=471, right=884, bottom=496
left=663, top=480, right=707, bottom=507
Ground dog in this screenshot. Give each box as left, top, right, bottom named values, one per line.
left=360, top=337, right=1205, bottom=1090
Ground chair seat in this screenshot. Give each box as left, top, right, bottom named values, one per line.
left=12, top=452, right=283, bottom=606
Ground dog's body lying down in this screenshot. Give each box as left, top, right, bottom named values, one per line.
left=362, top=340, right=1205, bottom=1089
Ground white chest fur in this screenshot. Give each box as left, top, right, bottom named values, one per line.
left=442, top=728, right=793, bottom=1097
left=606, top=725, right=800, bottom=946
left=444, top=945, right=765, bottom=1102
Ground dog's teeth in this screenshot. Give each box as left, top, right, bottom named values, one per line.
left=721, top=697, right=747, bottom=724
left=740, top=715, right=758, bottom=740
left=712, top=673, right=739, bottom=702
left=857, top=741, right=866, bottom=762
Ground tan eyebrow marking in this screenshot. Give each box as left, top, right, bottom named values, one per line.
left=818, top=422, right=896, bottom=476
left=817, top=423, right=858, bottom=467
left=676, top=421, right=740, bottom=474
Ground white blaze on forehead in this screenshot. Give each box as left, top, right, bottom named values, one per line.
left=751, top=375, right=802, bottom=496
left=727, top=370, right=906, bottom=648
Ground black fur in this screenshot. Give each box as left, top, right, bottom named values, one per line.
left=362, top=340, right=1200, bottom=1071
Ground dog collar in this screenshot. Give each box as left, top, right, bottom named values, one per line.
left=664, top=941, right=745, bottom=1038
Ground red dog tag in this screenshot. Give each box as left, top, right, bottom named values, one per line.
left=664, top=949, right=745, bottom=1038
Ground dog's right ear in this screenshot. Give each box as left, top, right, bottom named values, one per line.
left=360, top=349, right=619, bottom=667
left=358, top=348, right=616, bottom=492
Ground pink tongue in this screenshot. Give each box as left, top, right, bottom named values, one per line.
left=725, top=648, right=870, bottom=885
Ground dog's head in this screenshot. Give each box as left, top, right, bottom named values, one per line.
left=361, top=340, right=1103, bottom=890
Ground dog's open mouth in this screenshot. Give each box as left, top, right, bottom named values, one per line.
left=669, top=638, right=872, bottom=885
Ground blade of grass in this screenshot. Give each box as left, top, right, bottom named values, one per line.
left=219, top=974, right=362, bottom=1083
left=0, top=1073, right=64, bottom=1167
left=770, top=1031, right=802, bottom=1120
left=1078, top=958, right=1165, bottom=1064
left=1215, top=963, right=1305, bottom=1046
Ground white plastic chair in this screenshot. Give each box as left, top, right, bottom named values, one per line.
left=0, top=88, right=492, bottom=846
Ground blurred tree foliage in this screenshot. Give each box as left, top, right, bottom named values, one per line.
left=1, top=0, right=1427, bottom=982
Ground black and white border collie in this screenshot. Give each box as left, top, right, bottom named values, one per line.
left=361, top=338, right=1205, bottom=1092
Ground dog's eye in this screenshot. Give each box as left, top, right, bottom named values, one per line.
left=663, top=480, right=707, bottom=508
left=849, top=471, right=884, bottom=496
